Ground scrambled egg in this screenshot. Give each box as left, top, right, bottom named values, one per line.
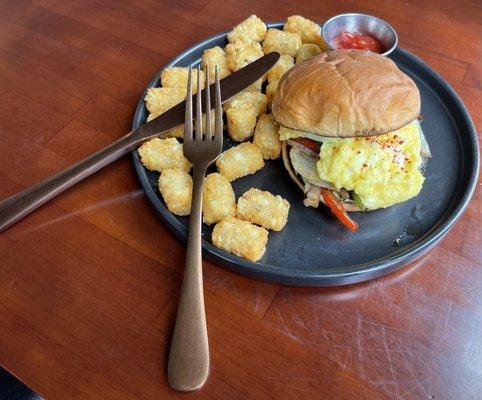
left=316, top=122, right=424, bottom=210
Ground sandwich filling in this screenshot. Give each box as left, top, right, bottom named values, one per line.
left=281, top=120, right=431, bottom=212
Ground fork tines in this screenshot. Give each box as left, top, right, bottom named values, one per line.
left=184, top=65, right=223, bottom=144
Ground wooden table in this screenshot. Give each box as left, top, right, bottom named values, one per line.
left=0, top=1, right=480, bottom=399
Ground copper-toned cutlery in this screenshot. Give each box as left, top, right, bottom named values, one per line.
left=0, top=53, right=279, bottom=232
left=167, top=65, right=223, bottom=391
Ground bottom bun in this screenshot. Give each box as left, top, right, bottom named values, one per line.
left=281, top=142, right=362, bottom=212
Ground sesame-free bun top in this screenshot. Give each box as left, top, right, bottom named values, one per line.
left=271, top=50, right=421, bottom=137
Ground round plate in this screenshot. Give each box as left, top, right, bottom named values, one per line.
left=132, top=23, right=479, bottom=287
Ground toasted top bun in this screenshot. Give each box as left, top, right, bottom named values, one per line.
left=272, top=50, right=421, bottom=138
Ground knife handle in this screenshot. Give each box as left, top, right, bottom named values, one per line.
left=0, top=53, right=281, bottom=233
left=0, top=131, right=139, bottom=232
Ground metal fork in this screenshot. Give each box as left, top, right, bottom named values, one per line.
left=167, top=65, right=223, bottom=391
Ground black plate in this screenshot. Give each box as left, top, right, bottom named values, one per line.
left=131, top=23, right=479, bottom=287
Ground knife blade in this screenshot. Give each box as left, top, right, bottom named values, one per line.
left=0, top=52, right=280, bottom=232
left=132, top=51, right=280, bottom=142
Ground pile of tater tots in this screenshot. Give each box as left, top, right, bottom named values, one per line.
left=138, top=15, right=328, bottom=262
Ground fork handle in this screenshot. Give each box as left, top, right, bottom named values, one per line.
left=168, top=165, right=209, bottom=391
left=0, top=131, right=138, bottom=232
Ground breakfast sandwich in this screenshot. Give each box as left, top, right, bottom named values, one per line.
left=271, top=50, right=431, bottom=231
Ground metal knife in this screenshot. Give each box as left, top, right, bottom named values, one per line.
left=0, top=52, right=280, bottom=232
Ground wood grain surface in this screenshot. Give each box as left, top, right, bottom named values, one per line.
left=0, top=0, right=481, bottom=399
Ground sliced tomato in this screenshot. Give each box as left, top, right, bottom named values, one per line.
left=291, top=137, right=321, bottom=153
left=320, top=188, right=359, bottom=232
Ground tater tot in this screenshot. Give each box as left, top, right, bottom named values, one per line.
left=237, top=188, right=290, bottom=231
left=158, top=169, right=192, bottom=216
left=202, top=173, right=236, bottom=225
left=211, top=217, right=268, bottom=262
left=296, top=43, right=322, bottom=64
left=283, top=15, right=323, bottom=45
left=138, top=138, right=191, bottom=173
left=161, top=67, right=205, bottom=91
left=245, top=78, right=263, bottom=92
left=314, top=36, right=330, bottom=53
left=253, top=114, right=281, bottom=159
left=226, top=103, right=257, bottom=142
left=147, top=113, right=157, bottom=123
left=216, top=142, right=264, bottom=182
left=165, top=125, right=185, bottom=138
left=262, top=29, right=301, bottom=57
left=193, top=113, right=216, bottom=136
left=267, top=54, right=294, bottom=83
left=144, top=87, right=186, bottom=115
left=266, top=81, right=278, bottom=109
left=227, top=15, right=267, bottom=44
left=224, top=91, right=267, bottom=116
left=283, top=15, right=329, bottom=51
left=201, top=46, right=231, bottom=81
left=226, top=41, right=264, bottom=71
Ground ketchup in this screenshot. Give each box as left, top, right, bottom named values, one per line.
left=332, top=31, right=383, bottom=53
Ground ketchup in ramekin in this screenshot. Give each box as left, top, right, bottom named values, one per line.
left=332, top=31, right=384, bottom=53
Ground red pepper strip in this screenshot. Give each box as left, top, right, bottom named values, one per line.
left=291, top=137, right=321, bottom=153
left=320, top=188, right=359, bottom=232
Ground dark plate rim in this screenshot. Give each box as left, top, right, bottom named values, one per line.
left=131, top=22, right=480, bottom=287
